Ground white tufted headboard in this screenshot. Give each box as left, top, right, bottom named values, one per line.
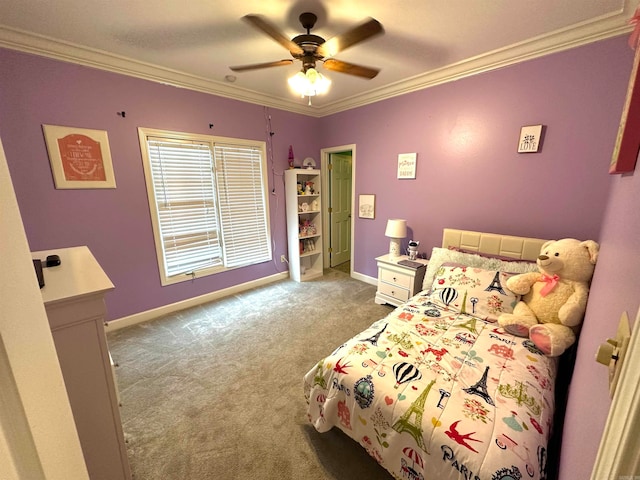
left=442, top=228, right=549, bottom=262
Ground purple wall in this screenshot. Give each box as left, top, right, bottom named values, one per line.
left=319, top=36, right=637, bottom=480
left=2, top=34, right=639, bottom=480
left=0, top=49, right=320, bottom=319
left=325, top=38, right=631, bottom=278
left=559, top=169, right=640, bottom=479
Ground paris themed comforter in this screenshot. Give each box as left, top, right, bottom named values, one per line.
left=304, top=265, right=558, bottom=480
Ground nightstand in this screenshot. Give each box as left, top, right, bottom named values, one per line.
left=375, top=254, right=429, bottom=307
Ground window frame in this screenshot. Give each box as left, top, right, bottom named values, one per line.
left=138, top=127, right=272, bottom=286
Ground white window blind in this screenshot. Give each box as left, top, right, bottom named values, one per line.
left=147, top=137, right=222, bottom=277
left=214, top=144, right=271, bottom=267
left=141, top=129, right=272, bottom=285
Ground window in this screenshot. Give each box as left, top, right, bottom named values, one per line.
left=138, top=128, right=272, bottom=285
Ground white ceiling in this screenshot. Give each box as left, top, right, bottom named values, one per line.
left=0, top=0, right=636, bottom=116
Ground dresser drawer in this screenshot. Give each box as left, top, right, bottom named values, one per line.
left=379, top=268, right=413, bottom=289
left=375, top=255, right=429, bottom=307
left=377, top=281, right=410, bottom=302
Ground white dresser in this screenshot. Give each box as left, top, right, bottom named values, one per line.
left=33, top=246, right=131, bottom=480
left=374, top=254, right=429, bottom=307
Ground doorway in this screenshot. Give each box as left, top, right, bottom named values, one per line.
left=321, top=145, right=354, bottom=274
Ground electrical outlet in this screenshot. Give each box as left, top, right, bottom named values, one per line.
left=280, top=255, right=287, bottom=263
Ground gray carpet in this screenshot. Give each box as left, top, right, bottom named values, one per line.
left=331, top=261, right=350, bottom=275
left=107, top=269, right=394, bottom=479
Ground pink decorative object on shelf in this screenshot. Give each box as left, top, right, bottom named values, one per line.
left=288, top=145, right=295, bottom=169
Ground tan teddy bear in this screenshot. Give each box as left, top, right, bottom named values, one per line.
left=498, top=238, right=599, bottom=356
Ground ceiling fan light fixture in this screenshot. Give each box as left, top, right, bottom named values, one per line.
left=288, top=68, right=331, bottom=98
left=235, top=13, right=383, bottom=105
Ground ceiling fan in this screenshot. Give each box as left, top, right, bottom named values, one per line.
left=230, top=12, right=384, bottom=81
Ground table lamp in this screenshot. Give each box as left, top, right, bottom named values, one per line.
left=385, top=219, right=407, bottom=258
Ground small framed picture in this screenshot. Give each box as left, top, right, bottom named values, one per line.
left=358, top=194, right=375, bottom=219
left=610, top=46, right=640, bottom=174
left=43, top=124, right=116, bottom=189
left=397, top=153, right=417, bottom=179
left=518, top=125, right=543, bottom=153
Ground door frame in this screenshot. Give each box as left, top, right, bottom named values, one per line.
left=591, top=306, right=640, bottom=478
left=321, top=144, right=355, bottom=274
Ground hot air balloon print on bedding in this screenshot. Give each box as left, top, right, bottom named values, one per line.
left=392, top=362, right=422, bottom=389
left=438, top=287, right=458, bottom=307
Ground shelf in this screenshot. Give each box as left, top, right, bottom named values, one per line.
left=300, top=268, right=323, bottom=281
left=285, top=168, right=323, bottom=283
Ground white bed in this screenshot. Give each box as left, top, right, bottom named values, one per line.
left=305, top=229, right=562, bottom=480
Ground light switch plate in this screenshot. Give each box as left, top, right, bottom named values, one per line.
left=608, top=312, right=631, bottom=397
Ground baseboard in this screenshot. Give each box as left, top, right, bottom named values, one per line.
left=105, top=271, right=289, bottom=332
left=352, top=271, right=377, bottom=286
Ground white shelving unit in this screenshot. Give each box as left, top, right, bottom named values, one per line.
left=285, top=168, right=323, bottom=282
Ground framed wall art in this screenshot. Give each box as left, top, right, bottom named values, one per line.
left=397, top=153, right=417, bottom=179
left=358, top=194, right=375, bottom=219
left=610, top=42, right=640, bottom=174
left=517, top=125, right=543, bottom=153
left=43, top=124, right=116, bottom=189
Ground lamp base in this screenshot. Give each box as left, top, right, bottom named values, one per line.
left=389, top=238, right=402, bottom=258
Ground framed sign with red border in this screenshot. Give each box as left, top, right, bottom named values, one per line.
left=43, top=124, right=116, bottom=189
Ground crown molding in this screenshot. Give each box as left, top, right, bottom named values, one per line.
left=315, top=8, right=632, bottom=116
left=0, top=25, right=312, bottom=116
left=0, top=4, right=633, bottom=118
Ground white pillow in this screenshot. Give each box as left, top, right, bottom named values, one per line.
left=422, top=247, right=539, bottom=291
left=430, top=265, right=521, bottom=322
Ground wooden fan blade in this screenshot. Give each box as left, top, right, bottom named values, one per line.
left=322, top=59, right=380, bottom=79
left=243, top=15, right=304, bottom=55
left=230, top=59, right=294, bottom=72
left=317, top=18, right=383, bottom=58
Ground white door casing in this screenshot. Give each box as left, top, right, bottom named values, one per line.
left=591, top=307, right=640, bottom=478
left=321, top=144, right=356, bottom=272
left=329, top=152, right=352, bottom=267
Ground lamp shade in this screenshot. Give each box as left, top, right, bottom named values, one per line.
left=385, top=219, right=407, bottom=257
left=385, top=219, right=407, bottom=239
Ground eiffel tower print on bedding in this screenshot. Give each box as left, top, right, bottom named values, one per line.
left=304, top=264, right=558, bottom=480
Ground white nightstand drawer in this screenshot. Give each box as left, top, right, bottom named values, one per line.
left=375, top=254, right=428, bottom=307
left=379, top=268, right=413, bottom=289
left=377, top=281, right=410, bottom=302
